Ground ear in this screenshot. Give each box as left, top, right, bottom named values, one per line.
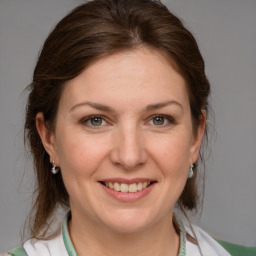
left=36, top=112, right=58, bottom=164
left=189, top=110, right=206, bottom=164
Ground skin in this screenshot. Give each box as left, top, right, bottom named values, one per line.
left=36, top=47, right=205, bottom=256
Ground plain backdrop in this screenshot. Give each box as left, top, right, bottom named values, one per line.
left=0, top=0, right=255, bottom=251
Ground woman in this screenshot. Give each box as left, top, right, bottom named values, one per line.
left=2, top=0, right=230, bottom=255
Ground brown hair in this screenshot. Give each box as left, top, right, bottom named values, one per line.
left=25, top=0, right=210, bottom=238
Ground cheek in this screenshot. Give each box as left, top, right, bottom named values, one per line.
left=149, top=132, right=192, bottom=178
left=55, top=130, right=109, bottom=178
left=55, top=131, right=111, bottom=209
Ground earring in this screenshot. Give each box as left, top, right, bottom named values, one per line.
left=51, top=161, right=59, bottom=174
left=188, top=164, right=194, bottom=178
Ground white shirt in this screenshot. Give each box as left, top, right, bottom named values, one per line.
left=16, top=214, right=231, bottom=256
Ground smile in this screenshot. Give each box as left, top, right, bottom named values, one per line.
left=99, top=179, right=157, bottom=202
left=102, top=181, right=152, bottom=193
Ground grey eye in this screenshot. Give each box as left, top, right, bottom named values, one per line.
left=90, top=117, right=103, bottom=126
left=152, top=116, right=165, bottom=125
left=148, top=115, right=175, bottom=127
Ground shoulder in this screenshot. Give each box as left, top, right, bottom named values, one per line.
left=6, top=229, right=69, bottom=256
left=1, top=247, right=28, bottom=256
left=23, top=231, right=68, bottom=256
left=0, top=247, right=27, bottom=256
left=184, top=222, right=231, bottom=256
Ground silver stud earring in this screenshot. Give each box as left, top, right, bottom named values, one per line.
left=188, top=164, right=194, bottom=178
left=51, top=161, right=59, bottom=174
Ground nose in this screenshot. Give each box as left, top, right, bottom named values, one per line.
left=109, top=124, right=148, bottom=171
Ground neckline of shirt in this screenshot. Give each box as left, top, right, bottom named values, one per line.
left=62, top=211, right=187, bottom=256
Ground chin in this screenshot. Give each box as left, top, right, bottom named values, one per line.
left=100, top=209, right=156, bottom=234
left=107, top=221, right=149, bottom=234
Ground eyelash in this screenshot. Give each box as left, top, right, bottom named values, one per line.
left=80, top=114, right=176, bottom=128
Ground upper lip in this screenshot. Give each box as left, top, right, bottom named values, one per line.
left=99, top=178, right=156, bottom=184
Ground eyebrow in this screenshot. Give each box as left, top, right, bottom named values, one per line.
left=144, top=100, right=183, bottom=112
left=70, top=101, right=116, bottom=113
left=70, top=100, right=183, bottom=113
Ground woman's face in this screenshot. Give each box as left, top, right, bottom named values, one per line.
left=39, top=47, right=204, bottom=233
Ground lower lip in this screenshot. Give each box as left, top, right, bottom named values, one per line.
left=99, top=182, right=156, bottom=202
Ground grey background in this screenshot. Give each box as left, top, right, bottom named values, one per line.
left=0, top=0, right=255, bottom=251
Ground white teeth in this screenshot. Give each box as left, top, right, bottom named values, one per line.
left=104, top=181, right=152, bottom=193
left=142, top=181, right=148, bottom=189
left=114, top=182, right=120, bottom=191
left=109, top=182, right=114, bottom=189
left=120, top=183, right=129, bottom=192
left=128, top=183, right=137, bottom=192
left=137, top=182, right=143, bottom=191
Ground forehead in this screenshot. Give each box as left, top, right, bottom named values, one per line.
left=60, top=47, right=189, bottom=112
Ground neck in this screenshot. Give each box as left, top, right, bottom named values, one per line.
left=69, top=212, right=180, bottom=256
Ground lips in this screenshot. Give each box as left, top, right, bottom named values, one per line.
left=102, top=181, right=151, bottom=193
left=99, top=179, right=156, bottom=202
left=98, top=178, right=157, bottom=202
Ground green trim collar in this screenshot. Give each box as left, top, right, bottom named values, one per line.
left=62, top=212, right=187, bottom=256
left=62, top=213, right=78, bottom=256
left=9, top=247, right=28, bottom=256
